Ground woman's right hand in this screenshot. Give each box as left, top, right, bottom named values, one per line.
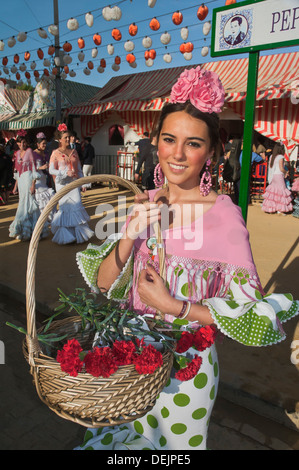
left=126, top=190, right=161, bottom=240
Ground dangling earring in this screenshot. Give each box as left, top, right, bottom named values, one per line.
left=154, top=163, right=164, bottom=188
left=199, top=159, right=212, bottom=196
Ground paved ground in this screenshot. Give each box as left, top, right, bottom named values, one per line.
left=1, top=183, right=299, bottom=450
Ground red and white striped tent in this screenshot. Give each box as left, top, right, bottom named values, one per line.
left=66, top=51, right=299, bottom=156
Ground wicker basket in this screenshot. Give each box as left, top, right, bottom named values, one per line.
left=25, top=174, right=172, bottom=428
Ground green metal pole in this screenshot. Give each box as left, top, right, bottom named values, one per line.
left=238, top=51, right=260, bottom=222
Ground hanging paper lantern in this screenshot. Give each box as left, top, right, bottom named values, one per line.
left=38, top=28, right=47, bottom=39
left=30, top=61, right=37, bottom=70
left=69, top=70, right=76, bottom=77
left=225, top=0, right=236, bottom=4
left=87, top=61, right=94, bottom=70
left=14, top=54, right=19, bottom=64
left=100, top=58, right=106, bottom=68
left=107, top=44, right=114, bottom=55
left=24, top=51, right=31, bottom=61
left=85, top=12, right=94, bottom=27
left=43, top=58, right=51, bottom=67
left=144, top=49, right=156, bottom=60
left=3, top=67, right=9, bottom=75
left=160, top=31, right=171, bottom=45
left=2, top=56, right=8, bottom=66
left=93, top=33, right=102, bottom=46
left=115, top=56, right=121, bottom=65
left=142, top=36, right=152, bottom=48
left=48, top=45, right=55, bottom=56
left=67, top=17, right=79, bottom=31
left=149, top=17, right=160, bottom=31
left=64, top=65, right=69, bottom=74
left=97, top=66, right=105, bottom=73
left=63, top=54, right=72, bottom=65
left=129, top=23, right=138, bottom=36
left=148, top=0, right=157, bottom=7
left=17, top=31, right=27, bottom=42
left=63, top=41, right=72, bottom=52
left=163, top=53, right=172, bottom=63
left=129, top=61, right=137, bottom=69
left=16, top=72, right=20, bottom=80
left=180, top=26, right=189, bottom=40
left=112, top=63, right=120, bottom=72
left=180, top=42, right=194, bottom=53
left=19, top=63, right=26, bottom=72
left=54, top=56, right=61, bottom=67
left=91, top=48, right=98, bottom=58
left=8, top=36, right=16, bottom=47
left=11, top=65, right=17, bottom=74
left=25, top=71, right=31, bottom=79
left=78, top=51, right=85, bottom=62
left=0, top=40, right=4, bottom=51
left=201, top=46, right=209, bottom=57
left=145, top=58, right=154, bottom=67
left=37, top=48, right=44, bottom=60
left=78, top=37, right=85, bottom=49
left=197, top=4, right=209, bottom=21
left=48, top=24, right=59, bottom=36
left=112, top=28, right=122, bottom=41
left=126, top=53, right=136, bottom=64
left=203, top=21, right=212, bottom=36
left=184, top=52, right=192, bottom=61
left=124, top=40, right=134, bottom=52
left=102, top=6, right=122, bottom=21
left=43, top=69, right=49, bottom=77
left=34, top=70, right=39, bottom=78
left=172, top=11, right=183, bottom=25
left=52, top=67, right=58, bottom=76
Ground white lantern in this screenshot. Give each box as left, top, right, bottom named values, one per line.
left=201, top=46, right=209, bottom=57
left=38, top=28, right=48, bottom=39
left=7, top=36, right=16, bottom=47
left=43, top=58, right=51, bottom=67
left=124, top=40, right=134, bottom=52
left=129, top=60, right=137, bottom=68
left=85, top=12, right=94, bottom=27
left=17, top=31, right=27, bottom=42
left=203, top=21, right=211, bottom=36
left=163, top=53, right=172, bottom=63
left=148, top=0, right=157, bottom=7
left=183, top=52, right=192, bottom=61
left=160, top=32, right=171, bottom=45
left=63, top=54, right=72, bottom=65
left=97, top=66, right=105, bottom=73
left=30, top=61, right=37, bottom=70
left=180, top=26, right=189, bottom=41
left=107, top=44, right=114, bottom=55
left=3, top=67, right=9, bottom=75
left=54, top=56, right=61, bottom=67
left=83, top=67, right=91, bottom=75
left=11, top=65, right=17, bottom=74
left=19, top=63, right=26, bottom=72
left=0, top=40, right=4, bottom=51
left=145, top=58, right=153, bottom=67
left=102, top=6, right=122, bottom=21
left=48, top=24, right=59, bottom=36
left=142, top=36, right=152, bottom=48
left=112, top=63, right=120, bottom=72
left=91, top=47, right=98, bottom=58
left=78, top=51, right=85, bottom=62
left=67, top=18, right=79, bottom=31
left=69, top=70, right=76, bottom=77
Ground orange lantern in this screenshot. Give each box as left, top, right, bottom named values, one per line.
left=78, top=37, right=85, bottom=49
left=197, top=4, right=209, bottom=21
left=37, top=48, right=44, bottom=59
left=2, top=56, right=8, bottom=66
left=34, top=70, right=40, bottom=78
left=93, top=33, right=102, bottom=46
left=114, top=56, right=121, bottom=65
left=24, top=51, right=31, bottom=61
left=63, top=41, right=72, bottom=52
left=48, top=45, right=55, bottom=56
left=52, top=67, right=58, bottom=75
left=87, top=61, right=94, bottom=70
left=43, top=68, right=49, bottom=76
left=112, top=28, right=122, bottom=41
left=16, top=72, right=20, bottom=80
left=100, top=58, right=106, bottom=68
left=145, top=49, right=156, bottom=60
left=14, top=54, right=19, bottom=64
left=126, top=53, right=136, bottom=64
left=64, top=65, right=69, bottom=74
left=184, top=42, right=194, bottom=53
left=225, top=0, right=236, bottom=4
left=172, top=11, right=183, bottom=25
left=25, top=71, right=31, bottom=79
left=149, top=17, right=160, bottom=31
left=129, top=23, right=138, bottom=36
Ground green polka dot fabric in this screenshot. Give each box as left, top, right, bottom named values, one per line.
left=75, top=345, right=219, bottom=450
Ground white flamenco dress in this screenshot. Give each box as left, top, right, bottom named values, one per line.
left=49, top=149, right=94, bottom=245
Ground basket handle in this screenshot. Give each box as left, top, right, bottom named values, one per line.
left=26, top=175, right=166, bottom=364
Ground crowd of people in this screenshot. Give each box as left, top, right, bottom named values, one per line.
left=0, top=126, right=95, bottom=243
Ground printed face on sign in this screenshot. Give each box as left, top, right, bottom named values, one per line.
left=224, top=14, right=248, bottom=46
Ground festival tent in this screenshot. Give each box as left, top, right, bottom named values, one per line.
left=0, top=77, right=100, bottom=131
left=66, top=51, right=299, bottom=157
left=0, top=87, right=30, bottom=139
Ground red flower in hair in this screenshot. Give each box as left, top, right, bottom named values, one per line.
left=133, top=343, right=163, bottom=375
left=176, top=331, right=194, bottom=353
left=56, top=338, right=83, bottom=377
left=112, top=340, right=136, bottom=365
left=175, top=355, right=202, bottom=381
left=57, top=123, right=68, bottom=132
left=84, top=346, right=118, bottom=378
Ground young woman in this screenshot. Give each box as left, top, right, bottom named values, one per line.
left=33, top=132, right=55, bottom=220
left=9, top=131, right=48, bottom=241
left=262, top=143, right=293, bottom=214
left=49, top=124, right=94, bottom=244
left=76, top=68, right=298, bottom=450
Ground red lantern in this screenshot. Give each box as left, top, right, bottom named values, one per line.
left=172, top=11, right=183, bottom=25
left=25, top=71, right=31, bottom=79
left=63, top=41, right=72, bottom=52
left=225, top=0, right=236, bottom=4
left=126, top=53, right=136, bottom=64
left=112, top=28, right=122, bottom=41
left=37, top=48, right=44, bottom=60
left=129, top=23, right=138, bottom=36
left=87, top=61, right=94, bottom=70
left=149, top=17, right=160, bottom=31
left=197, top=4, right=209, bottom=21
left=64, top=65, right=69, bottom=74
left=48, top=45, right=55, bottom=56
left=52, top=67, right=58, bottom=75
left=114, top=56, right=121, bottom=65
left=14, top=54, right=19, bottom=64
left=93, top=33, right=102, bottom=46
left=100, top=58, right=106, bottom=68
left=43, top=69, right=49, bottom=76
left=24, top=51, right=31, bottom=61
left=145, top=49, right=156, bottom=60
left=78, top=37, right=85, bottom=49
left=2, top=57, right=8, bottom=66
left=34, top=70, right=40, bottom=78
left=16, top=72, right=20, bottom=80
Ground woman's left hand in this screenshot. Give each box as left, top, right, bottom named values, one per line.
left=138, top=264, right=173, bottom=313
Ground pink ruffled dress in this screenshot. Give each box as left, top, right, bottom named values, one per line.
left=262, top=154, right=293, bottom=213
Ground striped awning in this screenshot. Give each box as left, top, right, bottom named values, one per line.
left=66, top=52, right=299, bottom=116
left=0, top=111, right=56, bottom=130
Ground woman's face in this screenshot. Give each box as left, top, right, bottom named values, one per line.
left=59, top=132, right=70, bottom=148
left=37, top=139, right=47, bottom=151
left=18, top=139, right=27, bottom=151
left=158, top=111, right=214, bottom=189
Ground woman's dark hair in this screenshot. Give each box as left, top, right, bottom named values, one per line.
left=156, top=101, right=221, bottom=160
left=270, top=143, right=285, bottom=168
left=16, top=135, right=28, bottom=144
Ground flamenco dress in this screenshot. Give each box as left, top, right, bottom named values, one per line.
left=291, top=176, right=299, bottom=218
left=33, top=151, right=55, bottom=221
left=262, top=155, right=293, bottom=213
left=9, top=148, right=49, bottom=241
left=49, top=149, right=94, bottom=245
left=75, top=193, right=298, bottom=450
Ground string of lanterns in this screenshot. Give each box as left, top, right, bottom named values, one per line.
left=0, top=1, right=235, bottom=85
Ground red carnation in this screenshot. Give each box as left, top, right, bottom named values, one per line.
left=84, top=346, right=118, bottom=378
left=112, top=340, right=136, bottom=365
left=175, top=355, right=202, bottom=381
left=133, top=344, right=163, bottom=375
left=193, top=325, right=216, bottom=351
left=56, top=338, right=84, bottom=377
left=176, top=331, right=194, bottom=353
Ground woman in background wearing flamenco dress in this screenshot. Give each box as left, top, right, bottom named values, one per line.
left=9, top=130, right=48, bottom=241
left=49, top=124, right=94, bottom=245
left=33, top=132, right=55, bottom=221
left=262, top=143, right=293, bottom=214
left=75, top=68, right=298, bottom=450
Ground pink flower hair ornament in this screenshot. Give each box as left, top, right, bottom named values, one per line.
left=17, top=129, right=27, bottom=137
left=170, top=66, right=225, bottom=114
left=36, top=132, right=46, bottom=139
left=57, top=123, right=68, bottom=132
